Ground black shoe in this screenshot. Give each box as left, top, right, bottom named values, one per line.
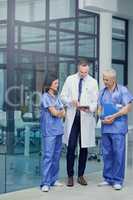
left=77, top=176, right=88, bottom=186
left=67, top=176, right=74, bottom=187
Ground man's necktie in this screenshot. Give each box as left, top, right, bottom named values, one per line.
left=78, top=78, right=83, bottom=101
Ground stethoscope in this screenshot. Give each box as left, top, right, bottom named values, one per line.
left=100, top=85, right=120, bottom=106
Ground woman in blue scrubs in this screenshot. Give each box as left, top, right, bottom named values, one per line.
left=98, top=68, right=133, bottom=190
left=40, top=75, right=65, bottom=192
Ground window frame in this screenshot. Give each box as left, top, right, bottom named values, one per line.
left=112, top=16, right=128, bottom=85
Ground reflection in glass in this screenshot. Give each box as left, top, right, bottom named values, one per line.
left=112, top=18, right=126, bottom=39
left=112, top=63, right=124, bottom=85
left=49, top=21, right=57, bottom=28
left=59, top=32, right=75, bottom=56
left=0, top=24, right=7, bottom=48
left=0, top=69, right=6, bottom=163
left=49, top=30, right=56, bottom=54
left=17, top=26, right=45, bottom=52
left=68, top=63, right=76, bottom=74
left=112, top=40, right=125, bottom=60
left=0, top=0, right=7, bottom=20
left=0, top=69, right=5, bottom=109
left=60, top=20, right=75, bottom=31
left=0, top=155, right=6, bottom=193
left=59, top=57, right=75, bottom=62
left=79, top=38, right=94, bottom=57
left=15, top=0, right=45, bottom=22
left=59, top=62, right=68, bottom=92
left=60, top=40, right=75, bottom=56
left=21, top=26, right=45, bottom=43
left=6, top=154, right=41, bottom=192
left=0, top=52, right=7, bottom=64
left=50, top=0, right=76, bottom=19
left=79, top=17, right=95, bottom=34
left=60, top=31, right=74, bottom=40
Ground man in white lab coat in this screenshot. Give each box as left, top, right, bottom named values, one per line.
left=60, top=60, right=98, bottom=186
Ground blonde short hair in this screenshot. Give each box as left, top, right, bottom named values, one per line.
left=103, top=68, right=116, bottom=78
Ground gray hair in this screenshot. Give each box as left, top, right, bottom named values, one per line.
left=103, top=68, right=116, bottom=78
left=77, top=61, right=89, bottom=72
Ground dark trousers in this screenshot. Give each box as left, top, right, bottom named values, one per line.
left=67, top=113, right=88, bottom=177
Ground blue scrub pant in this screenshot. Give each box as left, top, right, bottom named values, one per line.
left=41, top=135, right=62, bottom=187
left=102, top=133, right=126, bottom=185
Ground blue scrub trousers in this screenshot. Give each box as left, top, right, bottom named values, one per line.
left=41, top=135, right=62, bottom=187
left=102, top=133, right=126, bottom=185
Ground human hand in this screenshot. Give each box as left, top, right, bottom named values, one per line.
left=102, top=115, right=115, bottom=124
left=72, top=100, right=80, bottom=108
left=59, top=109, right=65, bottom=118
left=78, top=106, right=90, bottom=113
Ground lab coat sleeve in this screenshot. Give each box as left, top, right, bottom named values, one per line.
left=89, top=80, right=99, bottom=113
left=60, top=77, right=72, bottom=108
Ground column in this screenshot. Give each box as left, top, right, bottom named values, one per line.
left=99, top=12, right=112, bottom=87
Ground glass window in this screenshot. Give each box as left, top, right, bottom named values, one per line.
left=59, top=31, right=75, bottom=56
left=50, top=0, right=76, bottom=19
left=0, top=69, right=6, bottom=109
left=59, top=20, right=75, bottom=31
left=0, top=0, right=7, bottom=20
left=59, top=62, right=76, bottom=92
left=49, top=21, right=57, bottom=28
left=0, top=155, right=6, bottom=193
left=0, top=24, right=7, bottom=48
left=112, top=63, right=124, bottom=85
left=59, top=57, right=75, bottom=62
left=112, top=18, right=126, bottom=39
left=49, top=29, right=57, bottom=54
left=0, top=51, right=7, bottom=64
left=15, top=0, right=31, bottom=22
left=59, top=62, right=68, bottom=91
left=79, top=17, right=95, bottom=34
left=0, top=3, right=100, bottom=193
left=112, top=40, right=125, bottom=60
left=112, top=17, right=128, bottom=85
left=78, top=36, right=95, bottom=58
left=15, top=0, right=45, bottom=22
left=0, top=68, right=6, bottom=177
left=47, top=59, right=58, bottom=75
left=17, top=25, right=45, bottom=52
left=34, top=0, right=46, bottom=21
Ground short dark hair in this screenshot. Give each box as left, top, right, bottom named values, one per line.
left=42, top=73, right=58, bottom=94
left=78, top=59, right=89, bottom=67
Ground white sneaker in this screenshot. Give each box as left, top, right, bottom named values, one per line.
left=41, top=185, right=49, bottom=192
left=113, top=184, right=122, bottom=190
left=53, top=180, right=64, bottom=186
left=98, top=181, right=110, bottom=187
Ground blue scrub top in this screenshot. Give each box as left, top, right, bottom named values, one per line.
left=40, top=92, right=64, bottom=136
left=98, top=85, right=133, bottom=134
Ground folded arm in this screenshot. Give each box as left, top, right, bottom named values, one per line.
left=103, top=103, right=132, bottom=124
left=48, top=107, right=65, bottom=118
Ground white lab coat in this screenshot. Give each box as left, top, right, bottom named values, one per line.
left=60, top=73, right=98, bottom=148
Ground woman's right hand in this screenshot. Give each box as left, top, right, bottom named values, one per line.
left=59, top=109, right=65, bottom=118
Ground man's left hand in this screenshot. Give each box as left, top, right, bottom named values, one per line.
left=102, top=115, right=115, bottom=124
left=79, top=107, right=90, bottom=113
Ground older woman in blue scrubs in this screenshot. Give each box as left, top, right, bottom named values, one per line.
left=40, top=75, right=65, bottom=192
left=98, top=68, right=133, bottom=190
